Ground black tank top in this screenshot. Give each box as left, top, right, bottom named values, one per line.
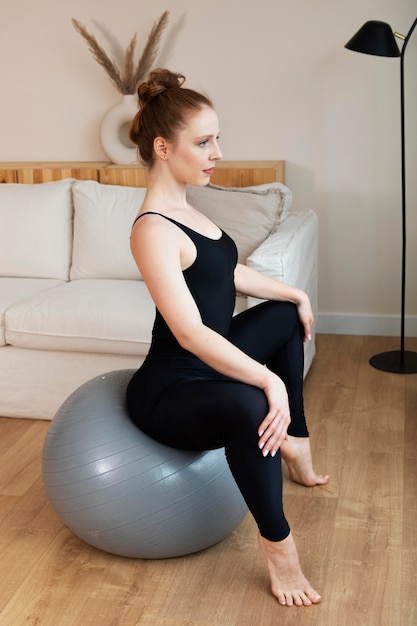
left=133, top=212, right=238, bottom=362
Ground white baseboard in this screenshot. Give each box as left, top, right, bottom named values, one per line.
left=316, top=313, right=417, bottom=337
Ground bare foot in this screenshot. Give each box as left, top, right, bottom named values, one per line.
left=280, top=436, right=329, bottom=487
left=258, top=532, right=321, bottom=606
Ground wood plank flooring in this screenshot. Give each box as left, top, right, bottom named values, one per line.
left=0, top=334, right=416, bottom=625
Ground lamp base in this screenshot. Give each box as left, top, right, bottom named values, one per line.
left=369, top=350, right=417, bottom=374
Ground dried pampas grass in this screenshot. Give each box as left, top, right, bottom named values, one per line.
left=72, top=11, right=169, bottom=94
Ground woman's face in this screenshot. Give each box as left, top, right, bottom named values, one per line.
left=166, top=105, right=223, bottom=186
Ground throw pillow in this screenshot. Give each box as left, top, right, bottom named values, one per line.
left=0, top=179, right=73, bottom=280
left=186, top=182, right=292, bottom=263
left=71, top=180, right=146, bottom=280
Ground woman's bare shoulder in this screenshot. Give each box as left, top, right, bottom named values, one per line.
left=130, top=210, right=185, bottom=255
left=131, top=211, right=173, bottom=237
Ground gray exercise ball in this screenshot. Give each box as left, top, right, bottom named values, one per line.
left=42, top=369, right=248, bottom=559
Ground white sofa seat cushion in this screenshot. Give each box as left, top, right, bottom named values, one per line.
left=4, top=279, right=155, bottom=355
left=0, top=277, right=65, bottom=346
left=0, top=179, right=74, bottom=280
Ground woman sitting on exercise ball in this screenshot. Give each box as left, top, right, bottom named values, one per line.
left=126, top=68, right=328, bottom=607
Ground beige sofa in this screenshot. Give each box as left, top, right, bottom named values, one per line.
left=0, top=165, right=318, bottom=420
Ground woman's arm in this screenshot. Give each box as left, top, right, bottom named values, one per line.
left=234, top=263, right=314, bottom=341
left=131, top=219, right=276, bottom=385
left=131, top=216, right=290, bottom=456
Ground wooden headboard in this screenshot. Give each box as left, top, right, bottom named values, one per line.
left=0, top=160, right=285, bottom=187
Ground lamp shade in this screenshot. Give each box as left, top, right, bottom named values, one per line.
left=345, top=20, right=400, bottom=57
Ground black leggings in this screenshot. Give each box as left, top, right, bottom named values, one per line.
left=127, top=300, right=308, bottom=542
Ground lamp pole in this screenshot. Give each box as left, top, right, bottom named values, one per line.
left=346, top=18, right=417, bottom=373
left=398, top=19, right=417, bottom=361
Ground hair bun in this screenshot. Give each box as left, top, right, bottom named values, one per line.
left=137, top=68, right=185, bottom=106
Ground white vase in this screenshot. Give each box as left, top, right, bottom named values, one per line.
left=99, top=94, right=139, bottom=165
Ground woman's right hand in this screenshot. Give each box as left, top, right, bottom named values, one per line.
left=257, top=375, right=291, bottom=457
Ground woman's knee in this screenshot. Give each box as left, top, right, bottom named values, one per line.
left=225, top=386, right=268, bottom=435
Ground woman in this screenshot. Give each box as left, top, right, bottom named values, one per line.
left=127, top=68, right=328, bottom=607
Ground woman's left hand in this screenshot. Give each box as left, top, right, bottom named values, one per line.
left=296, top=293, right=314, bottom=342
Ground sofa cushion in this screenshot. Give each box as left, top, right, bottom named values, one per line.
left=4, top=279, right=155, bottom=355
left=71, top=181, right=146, bottom=280
left=186, top=182, right=292, bottom=263
left=0, top=179, right=74, bottom=280
left=0, top=277, right=65, bottom=346
left=70, top=179, right=293, bottom=279
left=246, top=210, right=318, bottom=300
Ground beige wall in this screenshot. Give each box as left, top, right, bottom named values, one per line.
left=1, top=0, right=416, bottom=335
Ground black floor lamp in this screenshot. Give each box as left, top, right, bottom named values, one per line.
left=345, top=18, right=417, bottom=374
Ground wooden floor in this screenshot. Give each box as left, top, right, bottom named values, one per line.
left=0, top=334, right=416, bottom=626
